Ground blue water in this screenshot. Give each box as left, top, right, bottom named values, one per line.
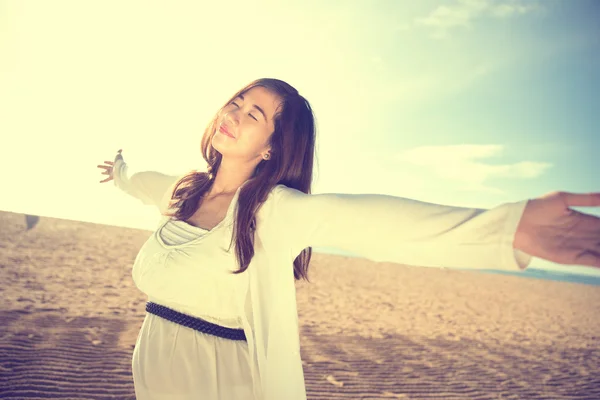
left=313, top=248, right=600, bottom=287
left=470, top=268, right=600, bottom=287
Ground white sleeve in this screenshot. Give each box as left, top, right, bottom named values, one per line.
left=267, top=185, right=533, bottom=271
left=112, top=158, right=181, bottom=213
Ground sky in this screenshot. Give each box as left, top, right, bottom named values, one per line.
left=1, top=0, right=599, bottom=276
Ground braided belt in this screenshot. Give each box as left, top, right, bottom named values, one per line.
left=146, top=301, right=246, bottom=342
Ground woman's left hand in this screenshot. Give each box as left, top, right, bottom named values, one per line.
left=514, top=191, right=600, bottom=268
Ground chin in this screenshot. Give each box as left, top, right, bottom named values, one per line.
left=211, top=133, right=225, bottom=149
left=210, top=135, right=235, bottom=157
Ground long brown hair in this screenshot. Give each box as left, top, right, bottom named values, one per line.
left=163, top=78, right=317, bottom=282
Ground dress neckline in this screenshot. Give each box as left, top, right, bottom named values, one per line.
left=155, top=179, right=249, bottom=249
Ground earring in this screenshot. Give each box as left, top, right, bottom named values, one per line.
left=264, top=153, right=270, bottom=160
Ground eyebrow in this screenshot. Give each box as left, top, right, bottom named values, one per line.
left=236, top=94, right=268, bottom=122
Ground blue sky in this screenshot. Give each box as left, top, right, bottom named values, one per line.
left=0, top=0, right=598, bottom=275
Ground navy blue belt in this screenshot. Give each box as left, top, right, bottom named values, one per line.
left=146, top=301, right=247, bottom=342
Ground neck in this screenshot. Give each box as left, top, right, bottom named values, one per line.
left=208, top=158, right=255, bottom=197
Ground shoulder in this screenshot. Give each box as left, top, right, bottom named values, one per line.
left=257, top=183, right=308, bottom=221
left=269, top=183, right=305, bottom=198
left=263, top=183, right=306, bottom=206
left=158, top=172, right=190, bottom=213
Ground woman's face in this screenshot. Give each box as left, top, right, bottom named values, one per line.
left=212, top=86, right=282, bottom=162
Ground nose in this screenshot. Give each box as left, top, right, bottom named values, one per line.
left=227, top=106, right=242, bottom=116
left=223, top=111, right=238, bottom=126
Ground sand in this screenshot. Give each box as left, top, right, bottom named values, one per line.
left=1, top=209, right=599, bottom=399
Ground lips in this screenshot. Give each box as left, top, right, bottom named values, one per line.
left=219, top=124, right=235, bottom=138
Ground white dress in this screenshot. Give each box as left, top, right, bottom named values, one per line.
left=132, top=218, right=256, bottom=400
left=112, top=158, right=533, bottom=400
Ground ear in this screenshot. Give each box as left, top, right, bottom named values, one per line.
left=263, top=144, right=272, bottom=158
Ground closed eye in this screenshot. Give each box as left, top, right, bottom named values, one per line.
left=231, top=102, right=258, bottom=121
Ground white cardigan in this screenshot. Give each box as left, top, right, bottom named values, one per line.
left=113, top=158, right=532, bottom=400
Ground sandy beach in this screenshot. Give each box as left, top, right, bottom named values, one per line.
left=1, top=209, right=599, bottom=399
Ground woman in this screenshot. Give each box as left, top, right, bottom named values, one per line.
left=97, top=78, right=600, bottom=400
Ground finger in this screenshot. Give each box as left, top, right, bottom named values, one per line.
left=104, top=161, right=114, bottom=164
left=98, top=168, right=114, bottom=175
left=571, top=211, right=600, bottom=234
left=99, top=176, right=114, bottom=183
left=563, top=192, right=600, bottom=208
left=575, top=250, right=600, bottom=269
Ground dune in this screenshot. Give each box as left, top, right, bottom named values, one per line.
left=1, top=209, right=599, bottom=399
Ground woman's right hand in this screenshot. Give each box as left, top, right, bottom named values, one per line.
left=97, top=149, right=124, bottom=183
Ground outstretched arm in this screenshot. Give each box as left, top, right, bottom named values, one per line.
left=267, top=185, right=532, bottom=271
left=112, top=158, right=181, bottom=213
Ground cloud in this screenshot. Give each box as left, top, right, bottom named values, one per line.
left=377, top=58, right=500, bottom=107
left=491, top=2, right=539, bottom=18
left=414, top=0, right=541, bottom=39
left=396, top=144, right=553, bottom=194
